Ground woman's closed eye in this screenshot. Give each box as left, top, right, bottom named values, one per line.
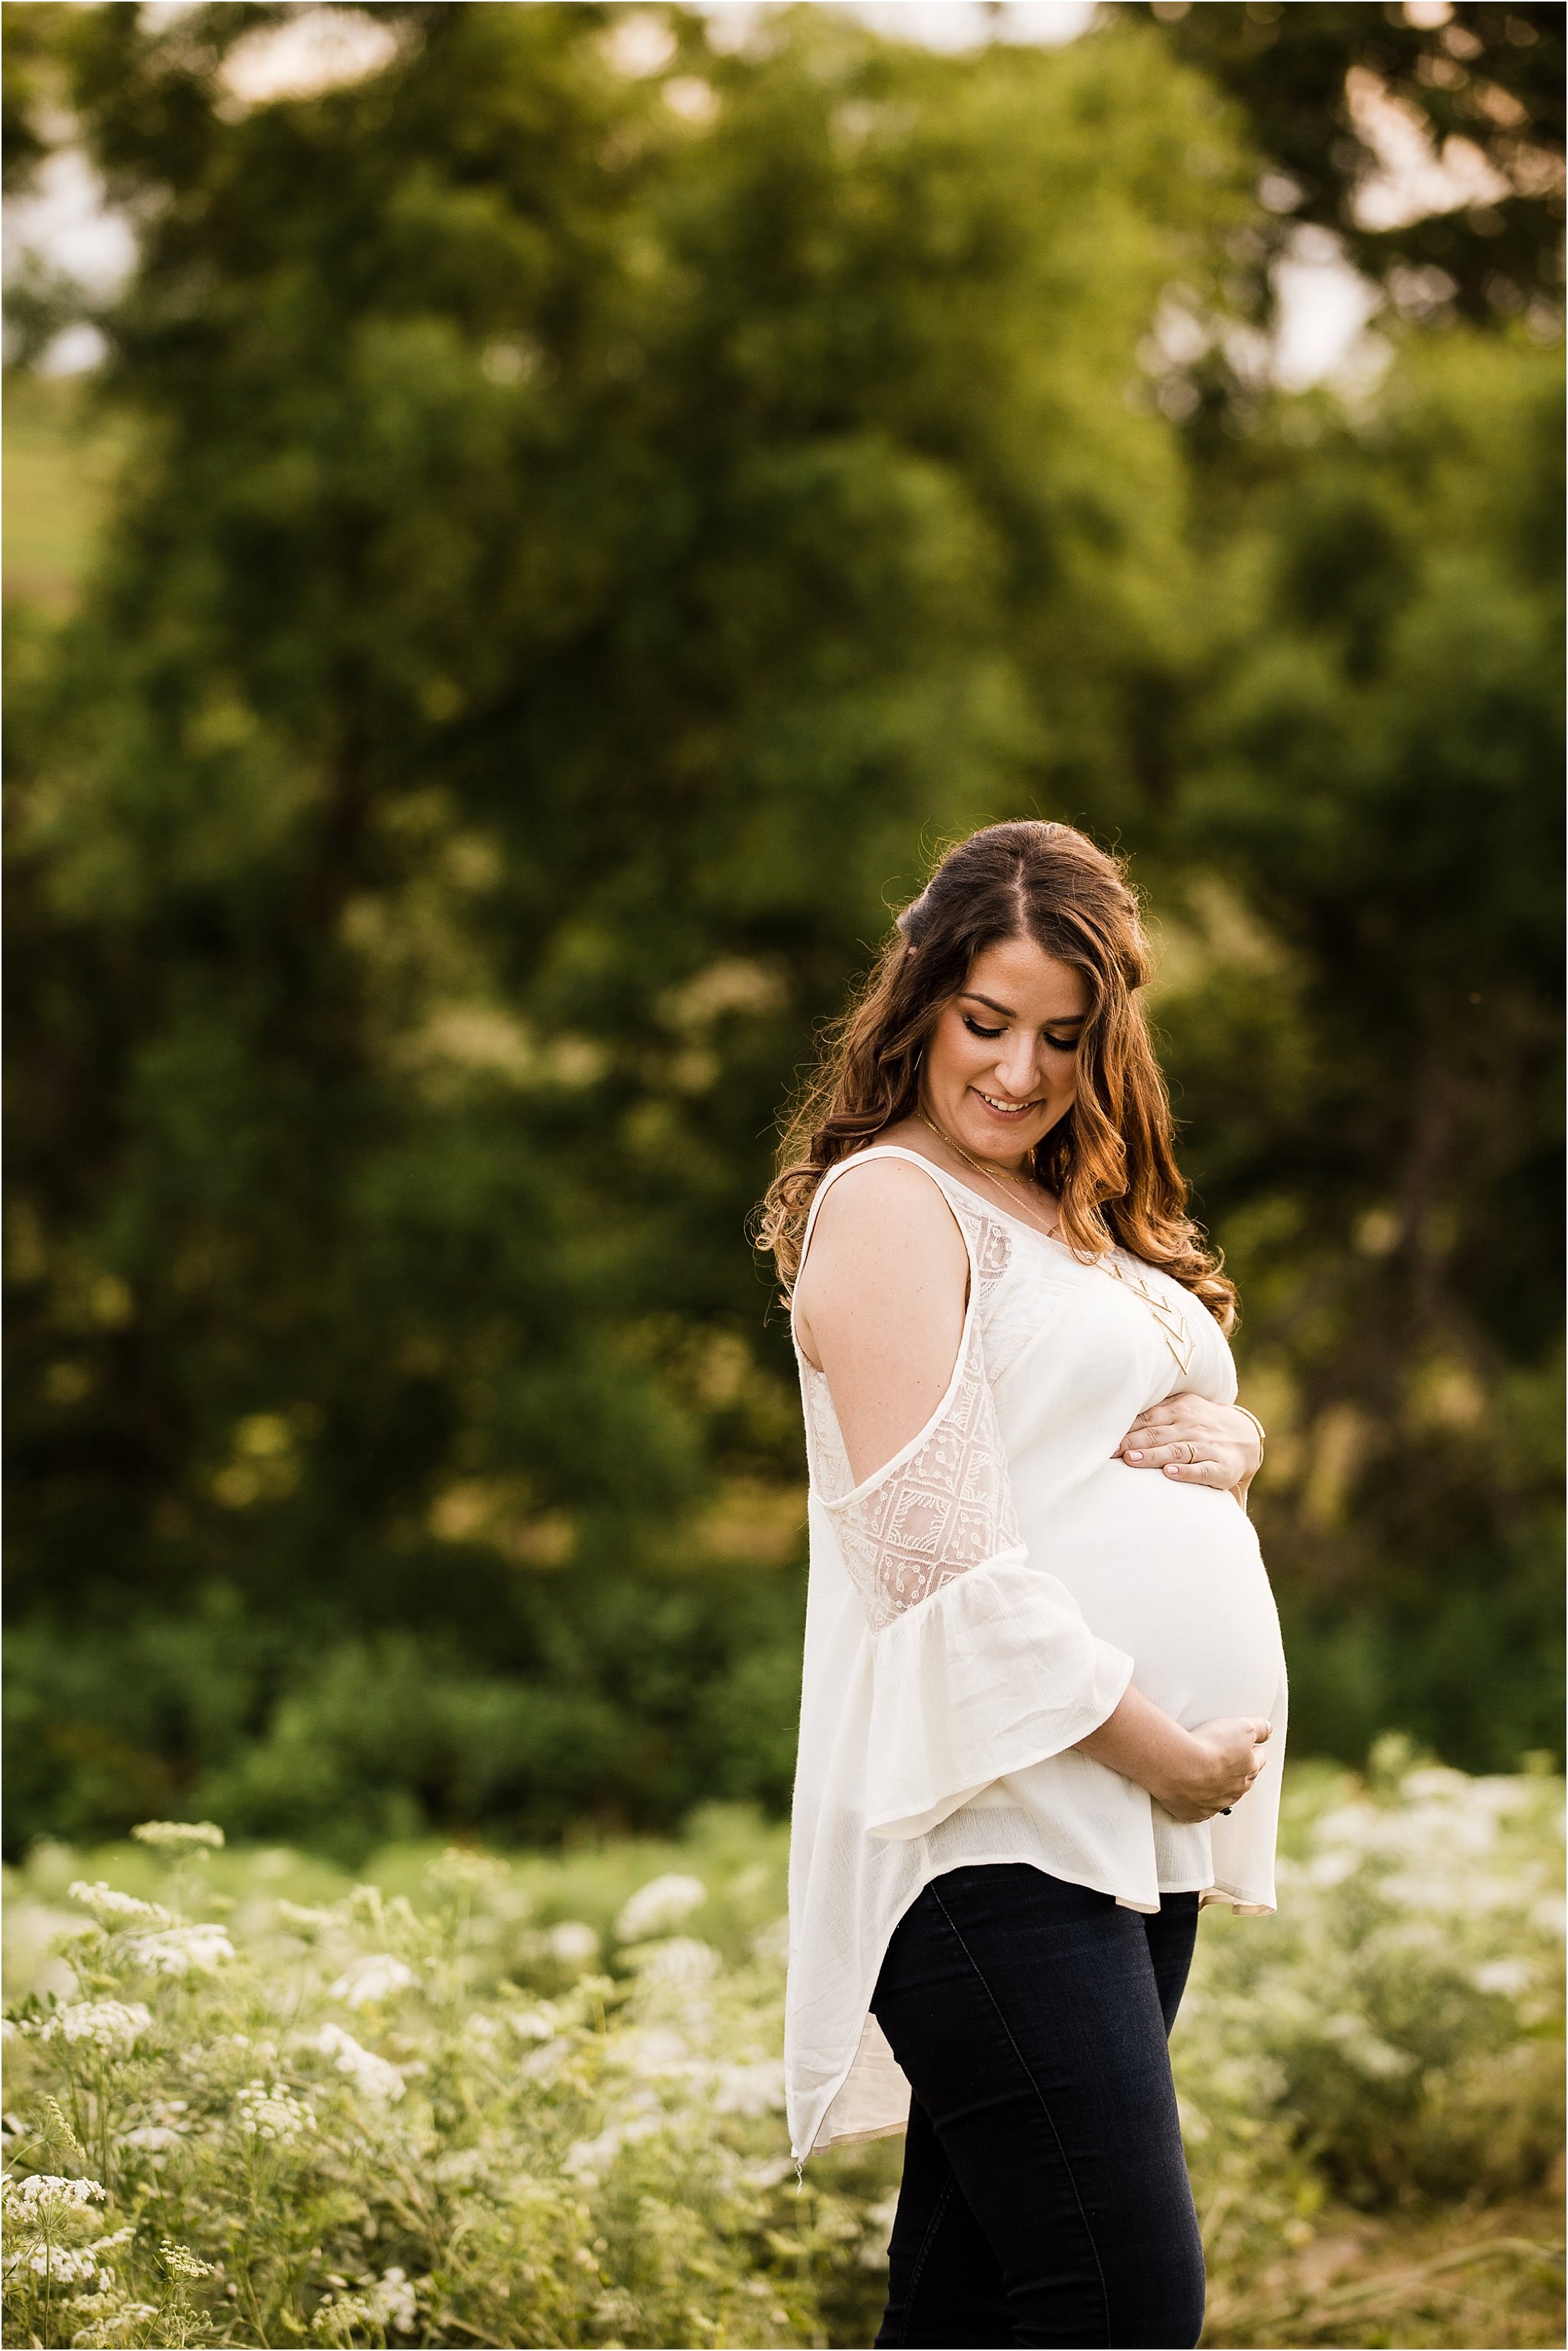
left=961, top=1015, right=1080, bottom=1053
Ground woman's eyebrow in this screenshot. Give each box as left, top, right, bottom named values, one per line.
left=961, top=991, right=1085, bottom=1025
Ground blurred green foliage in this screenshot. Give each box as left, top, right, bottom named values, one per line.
left=1128, top=1, right=1563, bottom=325
left=5, top=2, right=1562, bottom=1856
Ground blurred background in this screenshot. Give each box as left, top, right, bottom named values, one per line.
left=5, top=0, right=1562, bottom=1863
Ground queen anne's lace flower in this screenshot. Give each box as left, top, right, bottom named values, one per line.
left=328, top=1954, right=418, bottom=2007
left=130, top=1820, right=225, bottom=1851
left=236, top=2081, right=316, bottom=2144
left=309, top=2023, right=406, bottom=2103
left=547, top=1919, right=600, bottom=1964
left=159, top=2239, right=216, bottom=2278
left=711, top=2057, right=786, bottom=2117
left=4, top=2173, right=106, bottom=2213
left=615, top=1875, right=706, bottom=1942
left=124, top=1924, right=234, bottom=1976
left=41, top=2000, right=152, bottom=2050
left=67, top=1882, right=173, bottom=1929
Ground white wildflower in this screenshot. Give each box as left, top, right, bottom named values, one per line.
left=368, top=2266, right=416, bottom=2333
left=1473, top=1957, right=1534, bottom=1996
left=67, top=1882, right=173, bottom=1929
left=4, top=2173, right=106, bottom=2213
left=235, top=2079, right=316, bottom=2144
left=328, top=1953, right=418, bottom=2007
left=130, top=1820, right=224, bottom=1852
left=546, top=1919, right=600, bottom=1966
left=508, top=2002, right=560, bottom=2042
left=1400, top=1765, right=1472, bottom=1802
left=712, top=2057, right=786, bottom=2117
left=273, top=1900, right=338, bottom=1933
left=632, top=1935, right=720, bottom=1990
left=566, top=2111, right=662, bottom=2183
left=122, top=2124, right=184, bottom=2151
left=41, top=2001, right=152, bottom=2051
left=312, top=2266, right=417, bottom=2346
left=159, top=2238, right=217, bottom=2278
left=124, top=1923, right=234, bottom=1975
left=615, top=1873, right=707, bottom=1942
left=309, top=2023, right=406, bottom=2103
left=522, top=2038, right=570, bottom=2083
left=90, top=2301, right=162, bottom=2338
left=3, top=2241, right=106, bottom=2285
left=619, top=2024, right=691, bottom=2078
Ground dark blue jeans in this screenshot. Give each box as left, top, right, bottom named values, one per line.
left=870, top=1864, right=1204, bottom=2349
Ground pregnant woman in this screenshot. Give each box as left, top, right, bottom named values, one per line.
left=757, top=821, right=1286, bottom=2349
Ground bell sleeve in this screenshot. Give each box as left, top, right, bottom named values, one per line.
left=822, top=1284, right=1133, bottom=1843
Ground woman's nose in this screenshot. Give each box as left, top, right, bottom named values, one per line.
left=994, top=1043, right=1041, bottom=1099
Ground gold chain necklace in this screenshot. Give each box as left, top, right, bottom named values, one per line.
left=916, top=1115, right=1194, bottom=1375
left=916, top=1114, right=1060, bottom=1240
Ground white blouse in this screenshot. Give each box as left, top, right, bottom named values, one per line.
left=783, top=1146, right=1288, bottom=2163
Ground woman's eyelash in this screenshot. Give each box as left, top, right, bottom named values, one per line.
left=961, top=1015, right=1080, bottom=1050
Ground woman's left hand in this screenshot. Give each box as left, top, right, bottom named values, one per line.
left=1116, top=1395, right=1263, bottom=1494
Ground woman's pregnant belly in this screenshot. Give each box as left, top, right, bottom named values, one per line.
left=1034, top=1458, right=1285, bottom=1728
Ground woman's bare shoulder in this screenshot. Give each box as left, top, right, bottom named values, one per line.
left=799, top=1158, right=969, bottom=1327
left=809, top=1150, right=963, bottom=1247
left=795, top=1153, right=968, bottom=1371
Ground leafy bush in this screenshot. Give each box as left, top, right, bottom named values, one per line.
left=3, top=1763, right=1561, bottom=2348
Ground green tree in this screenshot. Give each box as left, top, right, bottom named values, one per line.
left=1133, top=0, right=1564, bottom=326
left=5, top=2, right=1250, bottom=1851
left=1151, top=325, right=1563, bottom=1767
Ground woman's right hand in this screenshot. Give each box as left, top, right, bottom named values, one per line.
left=1152, top=1716, right=1272, bottom=1824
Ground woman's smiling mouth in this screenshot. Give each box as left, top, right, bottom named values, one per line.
left=972, top=1087, right=1042, bottom=1118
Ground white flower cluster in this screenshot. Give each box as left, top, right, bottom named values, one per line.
left=0, top=2177, right=132, bottom=2298
left=308, top=2023, right=407, bottom=2103
left=4, top=2173, right=106, bottom=2214
left=158, top=2238, right=216, bottom=2279
left=614, top=1872, right=707, bottom=1942
left=67, top=1882, right=173, bottom=1929
left=131, top=1820, right=225, bottom=1852
left=328, top=1953, right=418, bottom=2007
left=546, top=1919, right=599, bottom=1965
left=123, top=1923, right=235, bottom=1976
left=41, top=2000, right=152, bottom=2050
left=236, top=2079, right=317, bottom=2144
left=3, top=2238, right=121, bottom=2287
left=312, top=2264, right=417, bottom=2344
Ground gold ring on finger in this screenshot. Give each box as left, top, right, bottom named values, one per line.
left=1184, top=1441, right=1196, bottom=1465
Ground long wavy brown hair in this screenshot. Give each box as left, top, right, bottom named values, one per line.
left=756, top=820, right=1236, bottom=1329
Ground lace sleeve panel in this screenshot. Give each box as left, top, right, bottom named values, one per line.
left=818, top=1306, right=1022, bottom=1634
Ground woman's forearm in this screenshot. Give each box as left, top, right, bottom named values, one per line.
left=1075, top=1687, right=1273, bottom=1823
left=1074, top=1683, right=1196, bottom=1807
